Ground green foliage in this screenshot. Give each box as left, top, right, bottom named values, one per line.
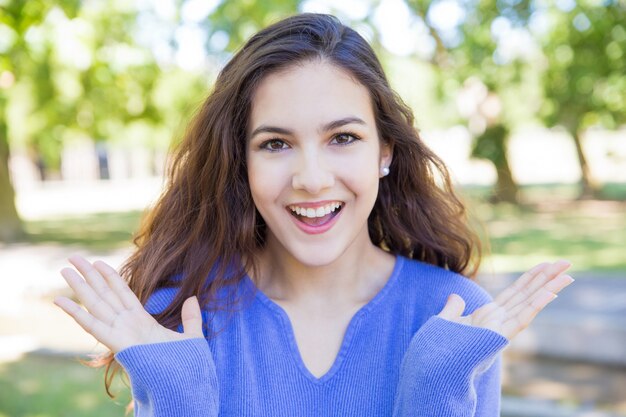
left=471, top=123, right=509, bottom=164
left=455, top=0, right=528, bottom=85
left=405, top=0, right=535, bottom=202
left=405, top=0, right=625, bottom=200
left=203, top=0, right=300, bottom=52
left=539, top=0, right=626, bottom=134
left=0, top=0, right=623, bottom=202
left=1, top=0, right=208, bottom=172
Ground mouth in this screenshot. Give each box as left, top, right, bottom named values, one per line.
left=286, top=202, right=344, bottom=227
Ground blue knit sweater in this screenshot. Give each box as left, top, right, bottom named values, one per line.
left=115, top=255, right=509, bottom=416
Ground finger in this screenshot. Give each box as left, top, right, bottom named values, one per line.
left=502, top=260, right=571, bottom=311
left=467, top=301, right=500, bottom=326
left=507, top=274, right=574, bottom=318
left=437, top=294, right=466, bottom=321
left=181, top=296, right=204, bottom=338
left=53, top=296, right=114, bottom=349
left=68, top=255, right=125, bottom=313
left=494, top=262, right=550, bottom=306
left=502, top=288, right=558, bottom=338
left=543, top=274, right=575, bottom=294
left=60, top=267, right=117, bottom=325
left=92, top=260, right=143, bottom=311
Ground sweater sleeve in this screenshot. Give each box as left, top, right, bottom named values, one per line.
left=114, top=337, right=219, bottom=417
left=392, top=316, right=509, bottom=417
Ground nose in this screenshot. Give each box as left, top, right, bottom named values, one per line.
left=291, top=149, right=334, bottom=194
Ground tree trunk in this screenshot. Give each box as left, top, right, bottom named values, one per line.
left=493, top=155, right=519, bottom=204
left=562, top=115, right=600, bottom=199
left=0, top=104, right=24, bottom=242
left=571, top=128, right=599, bottom=199
left=471, top=123, right=519, bottom=204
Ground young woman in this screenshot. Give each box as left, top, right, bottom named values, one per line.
left=54, top=13, right=574, bottom=417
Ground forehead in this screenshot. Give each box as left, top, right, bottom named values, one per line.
left=249, top=61, right=375, bottom=132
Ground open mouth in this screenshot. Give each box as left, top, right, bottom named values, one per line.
left=287, top=202, right=344, bottom=227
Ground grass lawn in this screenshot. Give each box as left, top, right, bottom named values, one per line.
left=468, top=199, right=626, bottom=273
left=22, top=210, right=145, bottom=251
left=18, top=183, right=626, bottom=274
left=0, top=354, right=130, bottom=417
left=2, top=183, right=624, bottom=416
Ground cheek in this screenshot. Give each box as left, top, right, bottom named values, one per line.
left=344, top=171, right=379, bottom=201
left=247, top=157, right=286, bottom=207
left=247, top=158, right=265, bottom=204
left=335, top=152, right=380, bottom=196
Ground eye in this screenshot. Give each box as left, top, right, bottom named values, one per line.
left=331, top=132, right=361, bottom=146
left=260, top=139, right=289, bottom=152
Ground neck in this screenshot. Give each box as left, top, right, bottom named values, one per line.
left=252, top=235, right=396, bottom=310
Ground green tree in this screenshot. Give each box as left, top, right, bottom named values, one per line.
left=472, top=123, right=518, bottom=203
left=0, top=0, right=182, bottom=241
left=406, top=0, right=530, bottom=203
left=202, top=0, right=299, bottom=51
left=0, top=92, right=19, bottom=240
left=538, top=0, right=626, bottom=198
left=0, top=0, right=80, bottom=240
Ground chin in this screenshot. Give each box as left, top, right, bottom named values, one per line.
left=287, top=241, right=347, bottom=267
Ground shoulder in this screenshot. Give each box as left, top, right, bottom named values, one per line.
left=396, top=256, right=493, bottom=316
left=140, top=272, right=183, bottom=314
left=143, top=270, right=246, bottom=315
left=144, top=285, right=180, bottom=315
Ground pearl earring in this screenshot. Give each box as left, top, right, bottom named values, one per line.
left=380, top=167, right=390, bottom=177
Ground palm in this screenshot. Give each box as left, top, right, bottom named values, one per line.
left=439, top=260, right=574, bottom=341
left=97, top=305, right=182, bottom=351
left=54, top=255, right=203, bottom=353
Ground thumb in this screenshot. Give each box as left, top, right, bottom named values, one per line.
left=181, top=296, right=204, bottom=338
left=437, top=294, right=466, bottom=321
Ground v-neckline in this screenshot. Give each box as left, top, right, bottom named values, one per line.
left=243, top=255, right=404, bottom=384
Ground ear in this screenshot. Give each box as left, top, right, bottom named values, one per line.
left=379, top=139, right=393, bottom=171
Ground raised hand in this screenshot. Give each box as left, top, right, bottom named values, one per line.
left=54, top=255, right=203, bottom=353
left=437, top=260, right=574, bottom=341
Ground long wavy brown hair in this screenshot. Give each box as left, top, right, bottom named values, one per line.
left=95, top=12, right=482, bottom=398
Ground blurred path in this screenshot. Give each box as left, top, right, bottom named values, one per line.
left=0, top=244, right=131, bottom=359
left=478, top=272, right=626, bottom=416
left=1, top=246, right=625, bottom=415
left=2, top=244, right=622, bottom=365
left=478, top=272, right=626, bottom=366
left=1, top=179, right=625, bottom=415
left=1, top=179, right=161, bottom=358
left=15, top=178, right=164, bottom=220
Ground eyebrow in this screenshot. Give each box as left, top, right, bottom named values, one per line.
left=249, top=116, right=367, bottom=140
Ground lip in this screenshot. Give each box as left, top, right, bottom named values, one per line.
left=286, top=203, right=343, bottom=235
left=286, top=200, right=344, bottom=209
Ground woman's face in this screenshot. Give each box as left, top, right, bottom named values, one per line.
left=246, top=60, right=392, bottom=267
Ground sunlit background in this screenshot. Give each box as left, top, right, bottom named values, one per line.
left=0, top=0, right=625, bottom=416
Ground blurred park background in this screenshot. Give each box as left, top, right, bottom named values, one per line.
left=0, top=0, right=625, bottom=416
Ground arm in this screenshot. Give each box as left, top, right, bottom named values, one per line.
left=115, top=338, right=219, bottom=416
left=393, top=260, right=575, bottom=416
left=392, top=316, right=508, bottom=417
left=54, top=255, right=219, bottom=417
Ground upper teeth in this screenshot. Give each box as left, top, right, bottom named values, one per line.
left=288, top=202, right=342, bottom=218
